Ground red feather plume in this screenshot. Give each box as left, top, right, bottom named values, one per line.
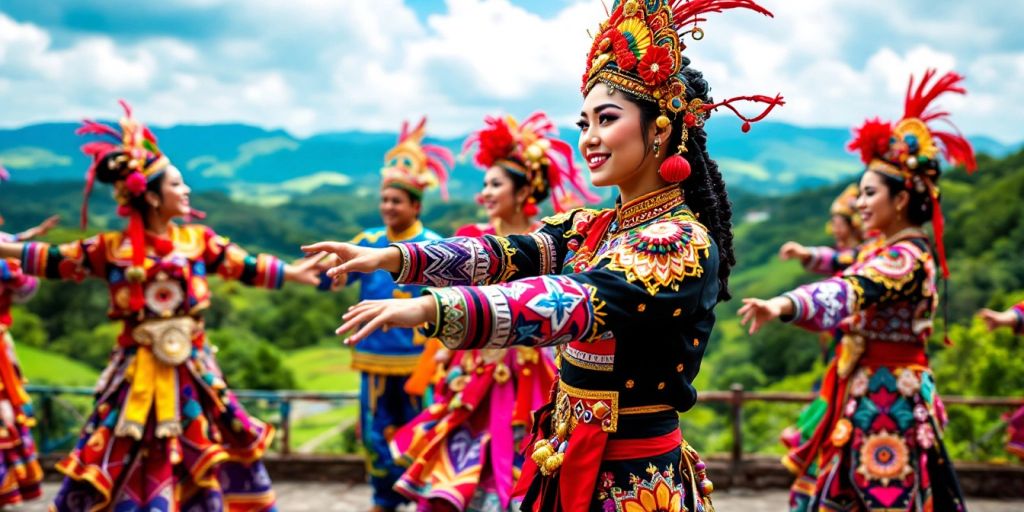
left=847, top=118, right=893, bottom=165
left=903, top=69, right=976, bottom=173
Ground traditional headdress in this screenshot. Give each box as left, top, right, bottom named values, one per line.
left=76, top=100, right=175, bottom=312
left=381, top=117, right=454, bottom=201
left=827, top=183, right=862, bottom=234
left=847, top=69, right=977, bottom=277
left=582, top=0, right=784, bottom=181
left=463, top=112, right=600, bottom=215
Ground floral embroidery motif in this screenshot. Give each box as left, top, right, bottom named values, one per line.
left=601, top=219, right=710, bottom=295
left=857, top=431, right=912, bottom=485
left=604, top=464, right=685, bottom=512
left=859, top=242, right=922, bottom=291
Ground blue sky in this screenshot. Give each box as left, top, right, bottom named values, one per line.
left=1, top=0, right=1022, bottom=143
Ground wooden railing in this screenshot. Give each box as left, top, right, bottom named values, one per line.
left=25, top=384, right=1023, bottom=463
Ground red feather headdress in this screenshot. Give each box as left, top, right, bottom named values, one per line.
left=847, top=69, right=978, bottom=278
left=463, top=112, right=600, bottom=214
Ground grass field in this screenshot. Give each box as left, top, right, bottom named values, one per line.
left=17, top=344, right=99, bottom=387
left=283, top=344, right=361, bottom=391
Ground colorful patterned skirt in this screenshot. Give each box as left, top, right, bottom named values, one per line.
left=0, top=328, right=43, bottom=506
left=51, top=340, right=276, bottom=511
left=391, top=347, right=556, bottom=511
left=784, top=340, right=966, bottom=512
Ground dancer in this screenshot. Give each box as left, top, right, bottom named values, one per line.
left=740, top=69, right=975, bottom=512
left=977, top=302, right=1024, bottom=459
left=390, top=112, right=597, bottom=511
left=0, top=101, right=323, bottom=511
left=777, top=184, right=868, bottom=450
left=778, top=183, right=866, bottom=276
left=0, top=167, right=58, bottom=506
left=306, top=1, right=783, bottom=509
left=333, top=118, right=453, bottom=512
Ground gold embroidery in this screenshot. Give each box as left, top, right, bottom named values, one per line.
left=602, top=218, right=711, bottom=295
left=617, top=185, right=685, bottom=231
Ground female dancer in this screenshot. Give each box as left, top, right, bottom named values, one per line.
left=777, top=184, right=868, bottom=450
left=0, top=101, right=323, bottom=511
left=306, top=1, right=782, bottom=509
left=740, top=69, right=974, bottom=512
left=779, top=183, right=866, bottom=275
left=0, top=167, right=59, bottom=506
left=391, top=112, right=596, bottom=511
left=977, top=302, right=1024, bottom=459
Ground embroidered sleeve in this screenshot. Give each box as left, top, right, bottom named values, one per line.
left=1012, top=301, right=1024, bottom=335
left=0, top=259, right=38, bottom=303
left=423, top=219, right=719, bottom=350
left=804, top=246, right=857, bottom=275
left=784, top=241, right=932, bottom=332
left=21, top=236, right=106, bottom=282
left=202, top=228, right=284, bottom=289
left=392, top=210, right=591, bottom=287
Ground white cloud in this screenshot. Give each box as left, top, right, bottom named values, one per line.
left=0, top=0, right=1022, bottom=144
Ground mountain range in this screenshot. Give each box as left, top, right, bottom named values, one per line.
left=0, top=119, right=1015, bottom=202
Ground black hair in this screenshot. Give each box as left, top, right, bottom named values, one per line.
left=869, top=167, right=939, bottom=226
left=618, top=59, right=736, bottom=301
left=496, top=162, right=549, bottom=206
left=95, top=151, right=168, bottom=222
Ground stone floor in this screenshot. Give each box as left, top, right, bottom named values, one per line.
left=14, top=483, right=1024, bottom=511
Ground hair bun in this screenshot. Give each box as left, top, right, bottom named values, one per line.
left=94, top=152, right=128, bottom=185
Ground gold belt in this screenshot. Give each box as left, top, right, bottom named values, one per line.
left=117, top=317, right=199, bottom=440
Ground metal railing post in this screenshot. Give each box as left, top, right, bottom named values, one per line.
left=730, top=383, right=744, bottom=473
left=279, top=397, right=292, bottom=455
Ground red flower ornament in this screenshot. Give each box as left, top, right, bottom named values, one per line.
left=637, top=45, right=672, bottom=86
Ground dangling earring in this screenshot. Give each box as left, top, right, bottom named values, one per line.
left=652, top=138, right=662, bottom=157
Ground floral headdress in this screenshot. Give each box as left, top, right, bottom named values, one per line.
left=582, top=0, right=784, bottom=180
left=381, top=117, right=454, bottom=201
left=847, top=69, right=977, bottom=278
left=76, top=100, right=177, bottom=312
left=463, top=112, right=600, bottom=214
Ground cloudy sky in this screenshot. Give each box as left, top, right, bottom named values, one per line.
left=1, top=0, right=1022, bottom=143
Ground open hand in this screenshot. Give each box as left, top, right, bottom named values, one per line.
left=337, top=296, right=437, bottom=345
left=301, top=241, right=400, bottom=278
left=738, top=297, right=787, bottom=335
left=284, top=252, right=326, bottom=286
left=779, top=241, right=810, bottom=262
left=977, top=308, right=1018, bottom=332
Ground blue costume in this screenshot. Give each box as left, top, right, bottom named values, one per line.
left=348, top=117, right=455, bottom=510
left=350, top=222, right=441, bottom=509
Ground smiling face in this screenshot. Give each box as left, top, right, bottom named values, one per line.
left=856, top=170, right=907, bottom=234
left=150, top=166, right=191, bottom=219
left=577, top=83, right=659, bottom=188
left=379, top=186, right=421, bottom=231
left=479, top=166, right=529, bottom=220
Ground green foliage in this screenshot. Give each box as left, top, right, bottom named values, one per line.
left=207, top=327, right=297, bottom=390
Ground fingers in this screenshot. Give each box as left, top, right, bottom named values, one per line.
left=301, top=242, right=341, bottom=256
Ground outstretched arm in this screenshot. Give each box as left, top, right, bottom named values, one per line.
left=0, top=242, right=24, bottom=260
left=978, top=302, right=1024, bottom=334
left=742, top=240, right=929, bottom=335
left=304, top=210, right=584, bottom=288
left=339, top=218, right=719, bottom=351
left=12, top=215, right=60, bottom=242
